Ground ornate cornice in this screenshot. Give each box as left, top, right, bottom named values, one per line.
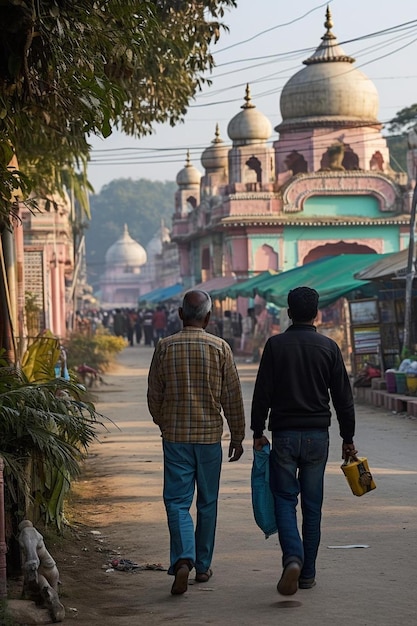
left=219, top=215, right=410, bottom=228
left=225, top=193, right=279, bottom=201
left=276, top=119, right=382, bottom=132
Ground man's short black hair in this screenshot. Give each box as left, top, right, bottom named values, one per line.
left=288, top=286, right=319, bottom=322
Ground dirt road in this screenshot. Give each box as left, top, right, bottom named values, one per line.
left=34, top=345, right=417, bottom=625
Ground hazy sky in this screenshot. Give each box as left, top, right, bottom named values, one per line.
left=87, top=0, right=417, bottom=192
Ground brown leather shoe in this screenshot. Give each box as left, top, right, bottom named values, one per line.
left=171, top=561, right=190, bottom=595
left=277, top=561, right=301, bottom=596
left=195, top=568, right=213, bottom=583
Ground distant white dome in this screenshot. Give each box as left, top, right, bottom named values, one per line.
left=147, top=222, right=171, bottom=258
left=105, top=224, right=147, bottom=267
left=227, top=85, right=271, bottom=146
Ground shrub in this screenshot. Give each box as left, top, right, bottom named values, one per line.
left=64, top=328, right=127, bottom=372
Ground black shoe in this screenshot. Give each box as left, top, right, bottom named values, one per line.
left=299, top=577, right=316, bottom=589
left=171, top=560, right=191, bottom=595
left=277, top=561, right=301, bottom=596
left=171, top=565, right=189, bottom=595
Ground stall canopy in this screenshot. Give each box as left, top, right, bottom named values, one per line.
left=138, top=283, right=183, bottom=304
left=210, top=254, right=392, bottom=309
left=354, top=245, right=416, bottom=281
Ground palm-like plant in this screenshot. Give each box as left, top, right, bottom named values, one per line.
left=0, top=346, right=108, bottom=539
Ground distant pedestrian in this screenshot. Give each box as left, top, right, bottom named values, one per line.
left=251, top=286, right=357, bottom=596
left=113, top=309, right=126, bottom=338
left=135, top=310, right=143, bottom=345
left=240, top=307, right=255, bottom=353
left=166, top=307, right=181, bottom=335
left=147, top=290, right=245, bottom=596
left=221, top=310, right=234, bottom=351
left=152, top=305, right=167, bottom=346
left=142, top=309, right=154, bottom=346
left=126, top=309, right=137, bottom=346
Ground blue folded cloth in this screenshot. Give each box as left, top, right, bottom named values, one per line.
left=251, top=443, right=277, bottom=539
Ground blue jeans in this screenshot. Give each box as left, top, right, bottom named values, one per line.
left=270, top=430, right=329, bottom=580
left=163, top=441, right=222, bottom=575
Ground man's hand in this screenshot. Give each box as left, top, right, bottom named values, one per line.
left=342, top=442, right=357, bottom=461
left=253, top=435, right=269, bottom=451
left=228, top=441, right=244, bottom=462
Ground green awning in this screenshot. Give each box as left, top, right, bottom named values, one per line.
left=257, top=254, right=390, bottom=308
left=210, top=270, right=277, bottom=300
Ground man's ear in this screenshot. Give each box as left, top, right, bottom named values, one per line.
left=178, top=307, right=184, bottom=321
left=287, top=308, right=292, bottom=319
left=202, top=311, right=211, bottom=328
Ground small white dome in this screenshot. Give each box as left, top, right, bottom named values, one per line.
left=105, top=224, right=147, bottom=267
left=227, top=85, right=271, bottom=146
left=201, top=124, right=228, bottom=171
left=176, top=151, right=202, bottom=187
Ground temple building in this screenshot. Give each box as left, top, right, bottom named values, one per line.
left=171, top=8, right=411, bottom=299
left=99, top=223, right=180, bottom=308
left=99, top=224, right=148, bottom=308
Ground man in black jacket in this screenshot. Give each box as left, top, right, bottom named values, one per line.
left=251, top=286, right=356, bottom=596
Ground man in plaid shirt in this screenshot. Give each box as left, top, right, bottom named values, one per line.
left=147, top=289, right=245, bottom=595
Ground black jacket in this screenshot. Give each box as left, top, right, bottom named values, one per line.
left=250, top=323, right=355, bottom=443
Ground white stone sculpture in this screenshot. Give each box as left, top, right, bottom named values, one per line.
left=18, top=519, right=65, bottom=622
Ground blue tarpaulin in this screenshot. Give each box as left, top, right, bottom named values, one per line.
left=138, top=283, right=183, bottom=304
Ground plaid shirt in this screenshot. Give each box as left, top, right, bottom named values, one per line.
left=147, top=327, right=245, bottom=444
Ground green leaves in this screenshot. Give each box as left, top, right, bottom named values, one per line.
left=388, top=103, right=417, bottom=134
left=0, top=0, right=237, bottom=216
left=0, top=363, right=108, bottom=530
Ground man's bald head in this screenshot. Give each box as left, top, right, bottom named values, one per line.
left=179, top=290, right=212, bottom=327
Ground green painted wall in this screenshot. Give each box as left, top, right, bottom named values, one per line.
left=303, top=195, right=394, bottom=217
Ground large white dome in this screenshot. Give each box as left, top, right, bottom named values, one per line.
left=278, top=8, right=379, bottom=131
left=105, top=224, right=147, bottom=267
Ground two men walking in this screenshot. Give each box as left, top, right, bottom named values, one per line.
left=148, top=286, right=356, bottom=596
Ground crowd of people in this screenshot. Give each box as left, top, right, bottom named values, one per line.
left=74, top=302, right=275, bottom=357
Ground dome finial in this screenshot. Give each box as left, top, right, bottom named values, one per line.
left=124, top=224, right=128, bottom=234
left=303, top=7, right=354, bottom=65
left=241, top=84, right=255, bottom=110
left=212, top=123, right=223, bottom=145
left=321, top=5, right=335, bottom=42
left=177, top=151, right=201, bottom=186
left=324, top=6, right=333, bottom=33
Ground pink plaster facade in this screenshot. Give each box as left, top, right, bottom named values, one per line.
left=21, top=193, right=74, bottom=340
